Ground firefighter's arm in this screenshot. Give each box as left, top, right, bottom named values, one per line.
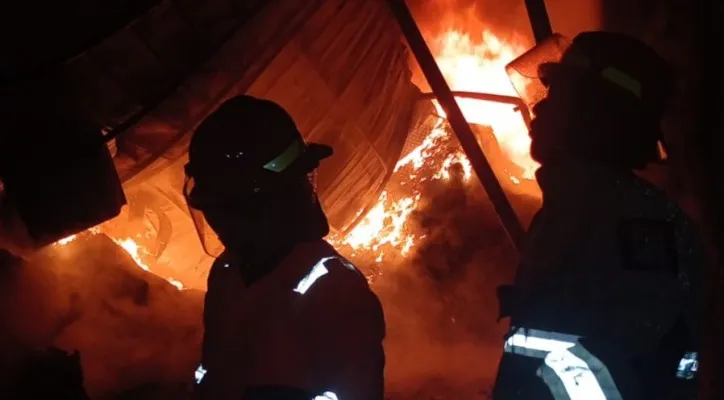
left=194, top=257, right=247, bottom=398
left=310, top=266, right=386, bottom=400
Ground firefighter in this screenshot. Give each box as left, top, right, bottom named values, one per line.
left=184, top=95, right=386, bottom=400
left=493, top=32, right=704, bottom=399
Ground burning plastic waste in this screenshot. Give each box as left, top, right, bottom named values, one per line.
left=330, top=28, right=535, bottom=262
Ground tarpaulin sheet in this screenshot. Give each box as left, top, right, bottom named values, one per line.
left=12, top=0, right=423, bottom=288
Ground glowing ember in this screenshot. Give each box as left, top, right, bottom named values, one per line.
left=331, top=28, right=534, bottom=261
left=330, top=117, right=472, bottom=260
left=55, top=235, right=77, bottom=245
left=113, top=237, right=150, bottom=271
left=342, top=191, right=422, bottom=256
left=434, top=151, right=472, bottom=181
left=53, top=225, right=184, bottom=290
left=167, top=277, right=185, bottom=290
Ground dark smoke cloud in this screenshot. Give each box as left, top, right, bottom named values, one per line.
left=0, top=235, right=203, bottom=398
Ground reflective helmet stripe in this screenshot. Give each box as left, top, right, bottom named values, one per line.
left=601, top=67, right=642, bottom=98
left=263, top=139, right=305, bottom=172
left=561, top=47, right=643, bottom=99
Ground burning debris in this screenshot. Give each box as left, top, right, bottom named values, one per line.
left=52, top=219, right=185, bottom=291
left=330, top=26, right=538, bottom=268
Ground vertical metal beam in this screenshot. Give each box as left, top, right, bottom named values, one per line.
left=388, top=0, right=526, bottom=254
left=524, top=0, right=554, bottom=44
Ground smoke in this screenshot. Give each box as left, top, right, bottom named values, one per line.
left=1, top=234, right=203, bottom=397
left=368, top=166, right=538, bottom=397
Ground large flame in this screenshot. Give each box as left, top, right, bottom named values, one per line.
left=432, top=30, right=538, bottom=179
left=331, top=28, right=535, bottom=261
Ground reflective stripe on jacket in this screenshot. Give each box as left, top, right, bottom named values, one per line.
left=494, top=159, right=704, bottom=399
left=514, top=160, right=702, bottom=356
left=195, top=240, right=385, bottom=400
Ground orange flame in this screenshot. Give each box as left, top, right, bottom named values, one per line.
left=329, top=118, right=472, bottom=260
left=114, top=238, right=150, bottom=272
left=432, top=29, right=538, bottom=179
left=331, top=28, right=534, bottom=261
left=53, top=225, right=184, bottom=290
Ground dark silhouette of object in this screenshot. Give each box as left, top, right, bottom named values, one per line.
left=5, top=347, right=89, bottom=399
left=493, top=31, right=704, bottom=399
left=184, top=96, right=385, bottom=399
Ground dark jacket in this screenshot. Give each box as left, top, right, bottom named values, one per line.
left=494, top=159, right=703, bottom=399
left=195, top=240, right=385, bottom=400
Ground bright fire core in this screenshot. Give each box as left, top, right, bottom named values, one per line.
left=329, top=28, right=537, bottom=262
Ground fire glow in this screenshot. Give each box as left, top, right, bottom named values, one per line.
left=52, top=27, right=538, bottom=281
left=53, top=226, right=185, bottom=291
left=330, top=28, right=535, bottom=262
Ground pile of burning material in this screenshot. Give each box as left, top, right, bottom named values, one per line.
left=329, top=115, right=471, bottom=269
left=329, top=25, right=541, bottom=270
left=1, top=234, right=203, bottom=398
left=53, top=209, right=187, bottom=292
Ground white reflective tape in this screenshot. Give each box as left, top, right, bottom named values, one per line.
left=504, top=327, right=622, bottom=400
left=293, top=257, right=333, bottom=295
left=293, top=256, right=356, bottom=295
left=676, top=351, right=698, bottom=380
left=505, top=330, right=577, bottom=353
left=195, top=364, right=207, bottom=384
left=544, top=349, right=608, bottom=400
left=504, top=328, right=579, bottom=359
left=313, top=391, right=339, bottom=400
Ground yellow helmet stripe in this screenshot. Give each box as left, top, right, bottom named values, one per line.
left=601, top=66, right=642, bottom=98
left=263, top=139, right=305, bottom=172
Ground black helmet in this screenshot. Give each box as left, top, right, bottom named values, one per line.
left=508, top=32, right=673, bottom=114
left=539, top=31, right=673, bottom=119
left=507, top=32, right=673, bottom=168
left=184, top=95, right=332, bottom=257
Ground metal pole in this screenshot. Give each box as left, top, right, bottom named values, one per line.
left=389, top=0, right=526, bottom=253
left=523, top=0, right=554, bottom=44
left=420, top=91, right=524, bottom=107
left=420, top=91, right=532, bottom=130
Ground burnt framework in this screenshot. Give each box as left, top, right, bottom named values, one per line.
left=387, top=0, right=527, bottom=254
left=523, top=0, right=554, bottom=44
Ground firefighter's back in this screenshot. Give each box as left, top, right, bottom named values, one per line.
left=197, top=240, right=385, bottom=400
